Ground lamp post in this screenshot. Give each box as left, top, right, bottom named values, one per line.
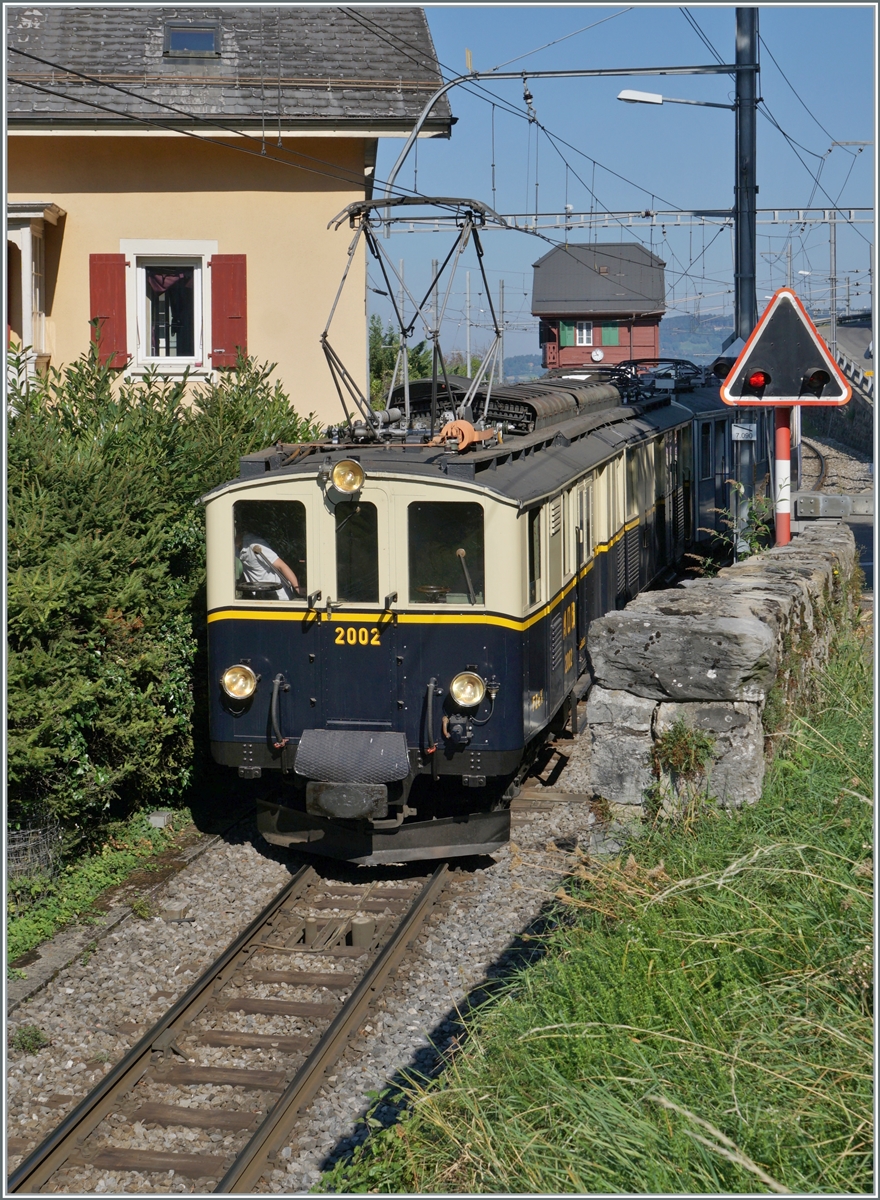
left=617, top=9, right=759, bottom=552
left=616, top=6, right=758, bottom=344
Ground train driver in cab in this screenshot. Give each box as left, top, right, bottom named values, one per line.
left=238, top=532, right=302, bottom=600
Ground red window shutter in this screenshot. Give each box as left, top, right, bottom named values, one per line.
left=89, top=254, right=129, bottom=367
left=209, top=255, right=247, bottom=367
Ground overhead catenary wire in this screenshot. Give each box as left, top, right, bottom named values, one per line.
left=674, top=9, right=870, bottom=245
left=343, top=1, right=762, bottom=322
left=488, top=8, right=634, bottom=72
left=337, top=4, right=692, bottom=214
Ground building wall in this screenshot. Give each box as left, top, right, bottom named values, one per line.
left=8, top=134, right=370, bottom=425
left=540, top=316, right=660, bottom=369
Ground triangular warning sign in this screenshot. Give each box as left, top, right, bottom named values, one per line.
left=720, top=288, right=851, bottom=406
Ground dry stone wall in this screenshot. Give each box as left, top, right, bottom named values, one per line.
left=586, top=522, right=859, bottom=811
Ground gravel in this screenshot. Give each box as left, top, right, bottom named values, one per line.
left=6, top=734, right=623, bottom=1194
left=799, top=433, right=873, bottom=493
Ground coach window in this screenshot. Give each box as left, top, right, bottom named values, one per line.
left=563, top=489, right=574, bottom=578
left=700, top=423, right=713, bottom=479
left=233, top=500, right=307, bottom=600
left=606, top=463, right=614, bottom=539
left=577, top=480, right=593, bottom=562
left=336, top=501, right=379, bottom=603
left=625, top=449, right=639, bottom=519
left=408, top=502, right=484, bottom=604
left=528, top=507, right=542, bottom=606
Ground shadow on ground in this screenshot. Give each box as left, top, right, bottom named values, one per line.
left=314, top=887, right=573, bottom=1182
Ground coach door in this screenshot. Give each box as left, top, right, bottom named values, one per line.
left=320, top=496, right=397, bottom=730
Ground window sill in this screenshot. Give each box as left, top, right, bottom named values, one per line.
left=124, top=363, right=214, bottom=380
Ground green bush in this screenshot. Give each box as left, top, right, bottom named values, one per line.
left=7, top=347, right=319, bottom=847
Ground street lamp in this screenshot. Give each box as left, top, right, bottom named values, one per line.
left=617, top=89, right=735, bottom=110
left=617, top=11, right=760, bottom=553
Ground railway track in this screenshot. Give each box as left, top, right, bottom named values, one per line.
left=8, top=864, right=448, bottom=1195
left=800, top=437, right=828, bottom=491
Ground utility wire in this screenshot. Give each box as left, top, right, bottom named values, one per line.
left=675, top=9, right=870, bottom=243
left=6, top=44, right=432, bottom=200
left=489, top=8, right=633, bottom=71
left=759, top=34, right=856, bottom=153
left=678, top=8, right=730, bottom=73
left=338, top=5, right=690, bottom=213
left=346, top=8, right=844, bottom=314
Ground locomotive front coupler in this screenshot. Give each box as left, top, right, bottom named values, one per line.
left=441, top=711, right=472, bottom=746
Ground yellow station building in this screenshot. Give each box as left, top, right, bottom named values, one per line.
left=6, top=5, right=452, bottom=425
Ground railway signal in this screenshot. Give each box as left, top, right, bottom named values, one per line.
left=718, top=288, right=851, bottom=546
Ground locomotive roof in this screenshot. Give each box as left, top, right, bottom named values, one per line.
left=204, top=390, right=714, bottom=512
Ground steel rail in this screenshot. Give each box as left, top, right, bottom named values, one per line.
left=801, top=438, right=828, bottom=491
left=7, top=865, right=315, bottom=1194
left=215, top=862, right=449, bottom=1193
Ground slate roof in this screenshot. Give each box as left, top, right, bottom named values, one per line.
left=532, top=243, right=666, bottom=317
left=6, top=5, right=453, bottom=133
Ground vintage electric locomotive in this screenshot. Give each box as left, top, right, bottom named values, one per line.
left=203, top=198, right=769, bottom=863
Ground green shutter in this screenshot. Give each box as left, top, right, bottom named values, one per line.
left=559, top=321, right=575, bottom=348
left=601, top=323, right=620, bottom=346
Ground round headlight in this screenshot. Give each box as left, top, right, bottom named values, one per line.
left=450, top=671, right=486, bottom=708
left=331, top=459, right=365, bottom=494
left=221, top=664, right=257, bottom=700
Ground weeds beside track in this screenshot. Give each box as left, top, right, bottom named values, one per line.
left=319, top=624, right=873, bottom=1195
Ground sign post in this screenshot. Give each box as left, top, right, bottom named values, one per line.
left=719, top=287, right=851, bottom=546
left=774, top=407, right=792, bottom=545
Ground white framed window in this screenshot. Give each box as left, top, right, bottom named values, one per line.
left=577, top=478, right=593, bottom=562
left=575, top=320, right=593, bottom=347
left=120, top=239, right=216, bottom=376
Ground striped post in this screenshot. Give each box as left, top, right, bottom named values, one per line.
left=775, top=406, right=792, bottom=546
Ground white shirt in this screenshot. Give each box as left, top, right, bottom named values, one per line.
left=239, top=537, right=293, bottom=600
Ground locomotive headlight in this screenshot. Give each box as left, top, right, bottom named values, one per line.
left=221, top=664, right=257, bottom=700
left=450, top=671, right=486, bottom=708
left=331, top=459, right=365, bottom=494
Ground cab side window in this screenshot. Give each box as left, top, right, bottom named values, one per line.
left=233, top=500, right=306, bottom=601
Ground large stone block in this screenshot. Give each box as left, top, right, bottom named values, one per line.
left=588, top=727, right=654, bottom=806
left=654, top=701, right=764, bottom=808
left=588, top=612, right=776, bottom=703
left=585, top=686, right=656, bottom=731
left=628, top=580, right=803, bottom=657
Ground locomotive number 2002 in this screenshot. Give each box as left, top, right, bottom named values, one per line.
left=334, top=626, right=382, bottom=646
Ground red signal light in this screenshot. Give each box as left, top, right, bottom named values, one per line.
left=747, top=370, right=771, bottom=389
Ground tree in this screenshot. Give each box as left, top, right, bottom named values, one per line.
left=368, top=315, right=433, bottom=407
left=445, top=350, right=484, bottom=377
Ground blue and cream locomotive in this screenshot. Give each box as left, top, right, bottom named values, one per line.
left=203, top=198, right=769, bottom=863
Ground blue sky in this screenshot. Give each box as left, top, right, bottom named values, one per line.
left=364, top=3, right=876, bottom=360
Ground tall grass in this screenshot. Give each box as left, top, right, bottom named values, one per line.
left=319, top=626, right=872, bottom=1195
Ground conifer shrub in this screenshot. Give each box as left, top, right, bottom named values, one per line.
left=7, top=347, right=318, bottom=851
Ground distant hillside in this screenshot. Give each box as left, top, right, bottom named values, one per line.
left=503, top=354, right=543, bottom=382
left=660, top=314, right=734, bottom=362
